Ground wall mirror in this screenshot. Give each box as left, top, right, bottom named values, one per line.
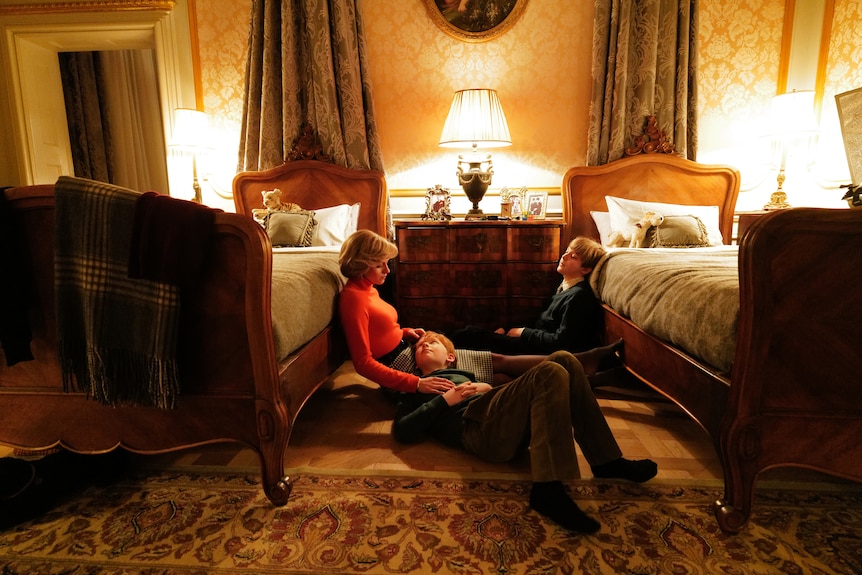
left=0, top=0, right=196, bottom=190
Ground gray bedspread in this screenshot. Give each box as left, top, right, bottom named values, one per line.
left=271, top=251, right=345, bottom=361
left=589, top=247, right=739, bottom=375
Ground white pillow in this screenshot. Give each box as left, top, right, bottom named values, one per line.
left=605, top=196, right=724, bottom=246
left=311, top=203, right=361, bottom=246
left=590, top=211, right=613, bottom=247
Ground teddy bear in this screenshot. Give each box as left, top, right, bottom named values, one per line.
left=261, top=189, right=302, bottom=213
left=607, top=211, right=665, bottom=248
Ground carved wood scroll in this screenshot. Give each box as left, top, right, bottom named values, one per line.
left=625, top=115, right=675, bottom=156
left=286, top=124, right=332, bottom=163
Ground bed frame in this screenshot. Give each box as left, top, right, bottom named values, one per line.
left=563, top=153, right=862, bottom=533
left=0, top=154, right=387, bottom=506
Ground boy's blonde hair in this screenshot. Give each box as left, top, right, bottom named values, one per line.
left=567, top=236, right=606, bottom=270
left=415, top=331, right=457, bottom=367
left=339, top=230, right=399, bottom=279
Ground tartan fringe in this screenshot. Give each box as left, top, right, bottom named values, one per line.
left=59, top=340, right=179, bottom=409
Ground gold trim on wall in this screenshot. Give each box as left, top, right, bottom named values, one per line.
left=0, top=1, right=174, bottom=14
left=777, top=0, right=835, bottom=118
left=390, top=186, right=558, bottom=198
left=422, top=0, right=529, bottom=43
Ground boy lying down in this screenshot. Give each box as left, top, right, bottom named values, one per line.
left=391, top=331, right=657, bottom=534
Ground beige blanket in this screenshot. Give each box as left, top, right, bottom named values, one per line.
left=271, top=251, right=345, bottom=361
left=590, top=247, right=739, bottom=375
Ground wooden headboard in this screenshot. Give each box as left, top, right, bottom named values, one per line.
left=561, top=154, right=740, bottom=244
left=232, top=159, right=389, bottom=238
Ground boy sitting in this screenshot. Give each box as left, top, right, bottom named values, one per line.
left=392, top=331, right=657, bottom=534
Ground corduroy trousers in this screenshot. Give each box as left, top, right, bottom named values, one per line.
left=461, top=351, right=622, bottom=483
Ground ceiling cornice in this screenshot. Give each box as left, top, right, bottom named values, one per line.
left=0, top=1, right=174, bottom=15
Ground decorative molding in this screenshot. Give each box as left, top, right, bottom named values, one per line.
left=0, top=1, right=174, bottom=15
left=625, top=116, right=675, bottom=156
left=286, top=125, right=333, bottom=163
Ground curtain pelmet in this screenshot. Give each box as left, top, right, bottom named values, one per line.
left=238, top=0, right=383, bottom=173
left=588, top=0, right=698, bottom=165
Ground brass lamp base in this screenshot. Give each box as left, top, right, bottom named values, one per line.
left=763, top=168, right=791, bottom=210
left=457, top=151, right=493, bottom=219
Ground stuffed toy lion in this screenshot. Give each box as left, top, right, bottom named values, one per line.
left=261, top=189, right=302, bottom=213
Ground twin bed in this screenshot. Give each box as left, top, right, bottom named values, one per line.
left=563, top=153, right=862, bottom=532
left=0, top=150, right=387, bottom=507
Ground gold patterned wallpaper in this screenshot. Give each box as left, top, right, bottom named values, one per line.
left=193, top=0, right=862, bottom=211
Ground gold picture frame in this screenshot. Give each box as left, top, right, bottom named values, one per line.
left=525, top=190, right=548, bottom=220
left=836, top=86, right=862, bottom=186
left=500, top=186, right=526, bottom=218
left=422, top=0, right=529, bottom=43
left=422, top=185, right=452, bottom=221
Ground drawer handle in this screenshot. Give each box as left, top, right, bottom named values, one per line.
left=409, top=236, right=432, bottom=249
left=528, top=236, right=547, bottom=248
left=472, top=232, right=488, bottom=251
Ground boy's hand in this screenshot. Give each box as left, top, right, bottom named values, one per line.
left=441, top=382, right=490, bottom=406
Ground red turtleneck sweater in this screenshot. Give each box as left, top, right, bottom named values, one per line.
left=339, top=277, right=419, bottom=392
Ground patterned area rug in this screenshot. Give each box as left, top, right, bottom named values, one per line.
left=1, top=469, right=860, bottom=574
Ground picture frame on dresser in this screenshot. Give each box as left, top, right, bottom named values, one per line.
left=422, top=184, right=452, bottom=221
left=525, top=191, right=548, bottom=219
left=501, top=186, right=525, bottom=218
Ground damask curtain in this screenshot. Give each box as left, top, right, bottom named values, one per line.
left=238, top=0, right=383, bottom=173
left=587, top=0, right=699, bottom=165
left=59, top=50, right=168, bottom=192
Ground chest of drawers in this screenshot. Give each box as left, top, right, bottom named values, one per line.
left=394, top=220, right=563, bottom=331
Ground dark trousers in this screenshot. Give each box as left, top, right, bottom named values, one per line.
left=461, top=351, right=621, bottom=482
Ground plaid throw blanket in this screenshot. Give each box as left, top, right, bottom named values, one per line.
left=54, top=177, right=180, bottom=408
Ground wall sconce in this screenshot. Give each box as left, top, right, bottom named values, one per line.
left=763, top=90, right=818, bottom=210
left=169, top=108, right=209, bottom=203
left=439, top=89, right=511, bottom=219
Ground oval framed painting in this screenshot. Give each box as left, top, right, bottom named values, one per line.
left=423, top=0, right=529, bottom=43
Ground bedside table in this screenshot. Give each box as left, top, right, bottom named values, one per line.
left=394, top=220, right=563, bottom=331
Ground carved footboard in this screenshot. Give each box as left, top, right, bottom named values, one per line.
left=0, top=185, right=293, bottom=505
left=716, top=207, right=862, bottom=532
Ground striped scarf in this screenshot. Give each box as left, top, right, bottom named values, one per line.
left=54, top=177, right=180, bottom=408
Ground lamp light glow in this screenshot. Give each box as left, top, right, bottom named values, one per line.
left=439, top=89, right=511, bottom=219
left=169, top=108, right=209, bottom=203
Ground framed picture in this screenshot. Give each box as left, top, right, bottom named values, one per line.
left=836, top=86, right=862, bottom=186
left=500, top=186, right=525, bottom=218
left=422, top=185, right=452, bottom=221
left=422, top=0, right=530, bottom=43
left=525, top=190, right=548, bottom=219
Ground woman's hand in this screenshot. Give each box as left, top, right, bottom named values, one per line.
left=404, top=328, right=426, bottom=342
left=417, top=376, right=455, bottom=394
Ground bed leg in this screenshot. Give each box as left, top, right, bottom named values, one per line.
left=256, top=404, right=291, bottom=506
left=265, top=476, right=292, bottom=506
left=713, top=423, right=758, bottom=534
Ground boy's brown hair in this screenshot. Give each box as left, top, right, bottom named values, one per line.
left=567, top=236, right=606, bottom=270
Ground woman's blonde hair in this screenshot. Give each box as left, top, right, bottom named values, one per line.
left=339, top=230, right=399, bottom=278
left=568, top=236, right=606, bottom=270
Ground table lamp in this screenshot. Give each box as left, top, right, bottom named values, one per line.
left=169, top=108, right=209, bottom=203
left=439, top=89, right=511, bottom=219
left=763, top=90, right=818, bottom=210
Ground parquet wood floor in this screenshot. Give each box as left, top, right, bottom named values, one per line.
left=136, top=360, right=853, bottom=489
left=141, top=360, right=728, bottom=481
